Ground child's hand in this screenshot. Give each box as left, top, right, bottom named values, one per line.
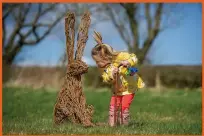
left=112, top=67, right=120, bottom=83
left=120, top=60, right=130, bottom=67
left=111, top=67, right=119, bottom=81
left=112, top=67, right=119, bottom=75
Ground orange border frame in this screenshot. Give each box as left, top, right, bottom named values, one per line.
left=1, top=2, right=2, bottom=136
left=0, top=1, right=203, bottom=136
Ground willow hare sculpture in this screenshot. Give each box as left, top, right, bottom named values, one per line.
left=53, top=11, right=94, bottom=127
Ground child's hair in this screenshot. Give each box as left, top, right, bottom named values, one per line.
left=91, top=31, right=120, bottom=68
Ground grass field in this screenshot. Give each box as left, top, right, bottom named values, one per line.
left=3, top=86, right=202, bottom=135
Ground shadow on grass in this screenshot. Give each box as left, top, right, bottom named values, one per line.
left=128, top=121, right=145, bottom=127
left=93, top=121, right=146, bottom=128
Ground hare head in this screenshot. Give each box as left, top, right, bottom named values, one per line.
left=65, top=11, right=90, bottom=76
left=67, top=60, right=88, bottom=76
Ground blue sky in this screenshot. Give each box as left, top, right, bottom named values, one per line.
left=15, top=3, right=202, bottom=66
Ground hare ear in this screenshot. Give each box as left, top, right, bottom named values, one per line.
left=75, top=11, right=91, bottom=60
left=65, top=12, right=75, bottom=64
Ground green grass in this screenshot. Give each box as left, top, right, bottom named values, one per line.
left=3, top=86, right=202, bottom=135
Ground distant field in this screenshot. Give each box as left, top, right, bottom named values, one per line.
left=3, top=87, right=202, bottom=135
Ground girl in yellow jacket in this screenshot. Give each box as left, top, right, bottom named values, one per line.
left=91, top=31, right=145, bottom=126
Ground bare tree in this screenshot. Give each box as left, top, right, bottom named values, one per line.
left=104, top=3, right=183, bottom=64
left=3, top=3, right=71, bottom=65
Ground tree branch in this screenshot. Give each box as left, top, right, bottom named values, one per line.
left=145, top=4, right=152, bottom=33
left=23, top=23, right=52, bottom=27
left=23, top=11, right=66, bottom=45
left=3, top=3, right=67, bottom=64
left=10, top=8, right=19, bottom=22
left=122, top=4, right=139, bottom=49
left=119, top=3, right=126, bottom=8
left=5, top=43, right=24, bottom=64
left=5, top=20, right=21, bottom=53
left=3, top=16, right=6, bottom=48
left=154, top=3, right=163, bottom=33
left=41, top=4, right=56, bottom=16
left=5, top=4, right=32, bottom=52
left=3, top=4, right=19, bottom=20
left=141, top=3, right=163, bottom=63
left=105, top=4, right=131, bottom=48
left=21, top=4, right=32, bottom=22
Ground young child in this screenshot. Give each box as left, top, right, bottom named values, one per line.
left=91, top=31, right=145, bottom=126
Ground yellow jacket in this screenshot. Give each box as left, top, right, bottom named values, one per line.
left=101, top=52, right=145, bottom=95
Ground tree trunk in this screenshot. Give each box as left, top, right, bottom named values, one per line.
left=155, top=70, right=162, bottom=91
left=129, top=47, right=146, bottom=65
left=3, top=55, right=14, bottom=66
left=2, top=56, right=14, bottom=83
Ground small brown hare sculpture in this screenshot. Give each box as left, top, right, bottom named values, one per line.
left=53, top=11, right=94, bottom=127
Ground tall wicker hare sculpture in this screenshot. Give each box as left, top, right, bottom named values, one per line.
left=53, top=11, right=94, bottom=127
